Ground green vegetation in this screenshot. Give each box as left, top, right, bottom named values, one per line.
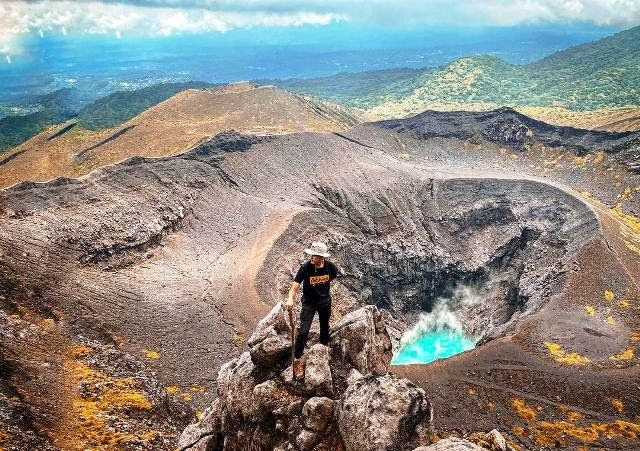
left=260, top=67, right=422, bottom=109
left=0, top=89, right=87, bottom=151
left=76, top=81, right=216, bottom=130
left=274, top=25, right=640, bottom=111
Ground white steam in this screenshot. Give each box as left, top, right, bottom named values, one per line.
left=399, top=285, right=481, bottom=347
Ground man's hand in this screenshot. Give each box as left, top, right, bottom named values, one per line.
left=286, top=281, right=300, bottom=311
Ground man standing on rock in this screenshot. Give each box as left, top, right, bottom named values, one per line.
left=286, top=241, right=338, bottom=379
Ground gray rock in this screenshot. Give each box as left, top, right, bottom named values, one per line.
left=330, top=305, right=393, bottom=376
left=302, top=397, right=334, bottom=432
left=346, top=368, right=363, bottom=386
left=247, top=302, right=292, bottom=367
left=467, top=429, right=508, bottom=451
left=177, top=398, right=221, bottom=451
left=337, top=373, right=432, bottom=451
left=216, top=351, right=257, bottom=429
left=296, top=429, right=319, bottom=451
left=304, top=343, right=333, bottom=394
left=413, top=437, right=486, bottom=450
left=486, top=429, right=507, bottom=451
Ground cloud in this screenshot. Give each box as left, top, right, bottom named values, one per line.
left=1, top=1, right=341, bottom=35
left=76, top=0, right=640, bottom=27
left=0, top=0, right=638, bottom=60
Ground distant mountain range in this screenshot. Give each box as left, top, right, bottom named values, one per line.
left=1, top=25, right=639, bottom=153
left=271, top=25, right=640, bottom=113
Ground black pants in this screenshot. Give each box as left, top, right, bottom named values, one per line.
left=294, top=302, right=331, bottom=358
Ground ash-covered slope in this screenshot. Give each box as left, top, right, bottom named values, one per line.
left=376, top=107, right=640, bottom=173
left=1, top=107, right=639, bottom=450
left=0, top=82, right=366, bottom=189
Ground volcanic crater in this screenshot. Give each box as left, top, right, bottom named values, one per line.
left=1, top=92, right=639, bottom=450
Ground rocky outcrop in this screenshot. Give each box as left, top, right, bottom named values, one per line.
left=413, top=429, right=511, bottom=451
left=337, top=373, right=432, bottom=451
left=178, top=303, right=432, bottom=451
left=375, top=107, right=640, bottom=157
left=413, top=438, right=485, bottom=451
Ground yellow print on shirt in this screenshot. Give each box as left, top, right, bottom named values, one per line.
left=309, top=274, right=330, bottom=285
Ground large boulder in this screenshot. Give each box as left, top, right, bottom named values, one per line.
left=177, top=399, right=222, bottom=451
left=330, top=305, right=393, bottom=376
left=303, top=344, right=333, bottom=395
left=247, top=302, right=292, bottom=367
left=337, top=373, right=432, bottom=451
left=413, top=438, right=486, bottom=450
left=302, top=397, right=334, bottom=432
left=216, top=351, right=257, bottom=429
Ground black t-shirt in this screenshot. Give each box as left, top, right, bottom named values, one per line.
left=294, top=260, right=338, bottom=305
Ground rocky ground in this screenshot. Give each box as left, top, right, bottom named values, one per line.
left=0, top=101, right=639, bottom=449
left=178, top=302, right=513, bottom=451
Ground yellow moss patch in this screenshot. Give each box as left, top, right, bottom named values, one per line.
left=592, top=420, right=640, bottom=439
left=41, top=318, right=56, bottom=331
left=233, top=332, right=245, bottom=346
left=166, top=385, right=181, bottom=394
left=617, top=300, right=631, bottom=308
left=181, top=393, right=193, bottom=402
left=585, top=306, right=595, bottom=316
left=512, top=399, right=538, bottom=422
left=0, top=430, right=11, bottom=444
left=189, top=385, right=206, bottom=393
left=604, top=291, right=615, bottom=302
left=611, top=398, right=624, bottom=414
left=143, top=350, right=160, bottom=359
left=544, top=341, right=590, bottom=365
left=512, top=426, right=525, bottom=436
left=624, top=239, right=640, bottom=256
left=535, top=421, right=599, bottom=445
left=567, top=411, right=584, bottom=422
left=610, top=207, right=640, bottom=256
left=69, top=345, right=93, bottom=359
left=630, top=331, right=640, bottom=342
left=63, top=361, right=156, bottom=449
left=609, top=349, right=634, bottom=361
left=607, top=316, right=615, bottom=325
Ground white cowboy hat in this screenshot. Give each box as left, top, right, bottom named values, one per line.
left=304, top=241, right=331, bottom=258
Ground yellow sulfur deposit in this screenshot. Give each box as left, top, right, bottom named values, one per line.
left=544, top=341, right=590, bottom=365
left=609, top=349, right=634, bottom=361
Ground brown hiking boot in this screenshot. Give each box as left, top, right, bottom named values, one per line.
left=293, top=358, right=305, bottom=380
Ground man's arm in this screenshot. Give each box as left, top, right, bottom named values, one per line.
left=286, top=264, right=306, bottom=310
left=286, top=282, right=301, bottom=310
left=328, top=261, right=340, bottom=281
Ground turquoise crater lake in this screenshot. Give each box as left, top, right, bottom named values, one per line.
left=391, top=329, right=476, bottom=365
